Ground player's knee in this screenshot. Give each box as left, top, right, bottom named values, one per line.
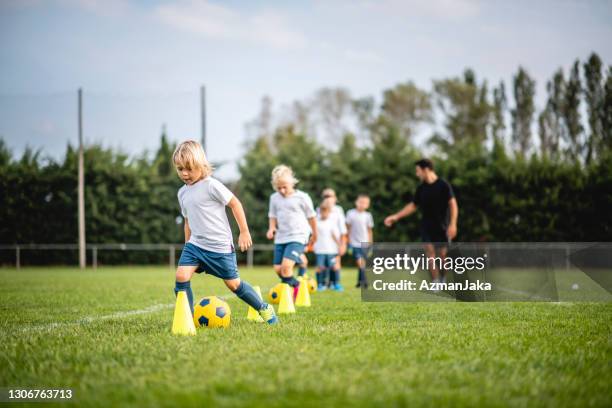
left=273, top=265, right=282, bottom=275
left=224, top=278, right=241, bottom=292
left=280, top=265, right=293, bottom=276
left=175, top=269, right=191, bottom=282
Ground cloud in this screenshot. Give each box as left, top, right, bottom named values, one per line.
left=343, top=49, right=384, bottom=64
left=361, top=0, right=481, bottom=21
left=154, top=0, right=307, bottom=50
left=57, top=0, right=130, bottom=17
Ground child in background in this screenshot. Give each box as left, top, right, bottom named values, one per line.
left=266, top=165, right=317, bottom=298
left=173, top=140, right=277, bottom=324
left=346, top=194, right=374, bottom=288
left=319, top=188, right=348, bottom=289
left=313, top=199, right=341, bottom=291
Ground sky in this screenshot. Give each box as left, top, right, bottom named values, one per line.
left=1, top=0, right=611, bottom=180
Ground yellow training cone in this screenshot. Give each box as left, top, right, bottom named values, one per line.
left=172, top=291, right=196, bottom=336
left=295, top=279, right=311, bottom=307
left=247, top=286, right=265, bottom=322
left=278, top=283, right=296, bottom=314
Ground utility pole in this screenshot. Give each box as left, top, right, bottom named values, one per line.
left=78, top=88, right=86, bottom=269
left=200, top=85, right=206, bottom=151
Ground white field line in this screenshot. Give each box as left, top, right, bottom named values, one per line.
left=16, top=287, right=270, bottom=334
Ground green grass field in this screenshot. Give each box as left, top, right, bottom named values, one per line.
left=1, top=266, right=611, bottom=407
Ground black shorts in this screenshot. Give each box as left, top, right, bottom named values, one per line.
left=420, top=225, right=449, bottom=248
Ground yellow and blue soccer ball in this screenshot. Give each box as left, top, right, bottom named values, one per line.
left=193, top=296, right=231, bottom=328
left=268, top=283, right=284, bottom=304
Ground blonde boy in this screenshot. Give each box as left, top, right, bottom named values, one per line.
left=346, top=194, right=374, bottom=288
left=266, top=165, right=317, bottom=298
left=173, top=140, right=277, bottom=324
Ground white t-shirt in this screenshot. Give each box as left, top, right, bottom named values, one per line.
left=313, top=215, right=340, bottom=255
left=316, top=204, right=347, bottom=235
left=268, top=190, right=316, bottom=244
left=178, top=176, right=235, bottom=253
left=345, top=209, right=374, bottom=247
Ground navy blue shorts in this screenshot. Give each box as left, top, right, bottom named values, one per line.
left=273, top=242, right=304, bottom=265
left=178, top=242, right=239, bottom=280
left=315, top=254, right=336, bottom=269
left=349, top=245, right=367, bottom=260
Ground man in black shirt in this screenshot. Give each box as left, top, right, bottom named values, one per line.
left=384, top=158, right=459, bottom=283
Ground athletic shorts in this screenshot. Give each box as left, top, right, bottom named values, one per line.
left=178, top=242, right=239, bottom=280
left=420, top=225, right=450, bottom=248
left=315, top=253, right=337, bottom=269
left=273, top=242, right=305, bottom=265
left=349, top=245, right=367, bottom=260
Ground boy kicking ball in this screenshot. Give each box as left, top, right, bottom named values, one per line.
left=346, top=194, right=374, bottom=288
left=173, top=140, right=277, bottom=324
left=266, top=165, right=317, bottom=299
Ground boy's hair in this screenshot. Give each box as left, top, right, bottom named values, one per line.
left=356, top=194, right=370, bottom=200
left=415, top=158, right=434, bottom=170
left=173, top=140, right=214, bottom=176
left=271, top=164, right=298, bottom=189
left=321, top=188, right=336, bottom=199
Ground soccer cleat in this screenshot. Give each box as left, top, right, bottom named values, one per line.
left=258, top=303, right=279, bottom=324
left=318, top=284, right=327, bottom=291
left=333, top=283, right=344, bottom=292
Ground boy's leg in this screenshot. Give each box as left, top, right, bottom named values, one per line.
left=331, top=255, right=343, bottom=291
left=224, top=277, right=278, bottom=324
left=315, top=254, right=326, bottom=289
left=298, top=254, right=308, bottom=277
left=357, top=256, right=367, bottom=287
left=327, top=256, right=336, bottom=287
left=280, top=257, right=300, bottom=287
left=175, top=266, right=197, bottom=315
left=224, top=278, right=264, bottom=310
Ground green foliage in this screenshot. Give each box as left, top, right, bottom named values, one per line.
left=2, top=54, right=612, bottom=267
left=433, top=69, right=491, bottom=148
left=0, top=135, right=184, bottom=265
left=511, top=67, right=536, bottom=156
left=236, top=123, right=612, bottom=248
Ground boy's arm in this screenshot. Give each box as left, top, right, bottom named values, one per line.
left=184, top=218, right=191, bottom=243
left=267, top=218, right=277, bottom=240
left=368, top=227, right=373, bottom=244
left=332, top=233, right=340, bottom=246
left=227, top=196, right=252, bottom=252
left=307, top=217, right=317, bottom=246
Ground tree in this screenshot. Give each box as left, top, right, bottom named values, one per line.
left=491, top=80, right=507, bottom=147
left=245, top=96, right=274, bottom=143
left=538, top=73, right=566, bottom=159
left=313, top=87, right=353, bottom=144
left=352, top=96, right=376, bottom=144
left=433, top=69, right=490, bottom=148
left=583, top=53, right=605, bottom=163
left=380, top=81, right=432, bottom=141
left=602, top=66, right=612, bottom=154
left=511, top=67, right=536, bottom=156
left=563, top=60, right=584, bottom=162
